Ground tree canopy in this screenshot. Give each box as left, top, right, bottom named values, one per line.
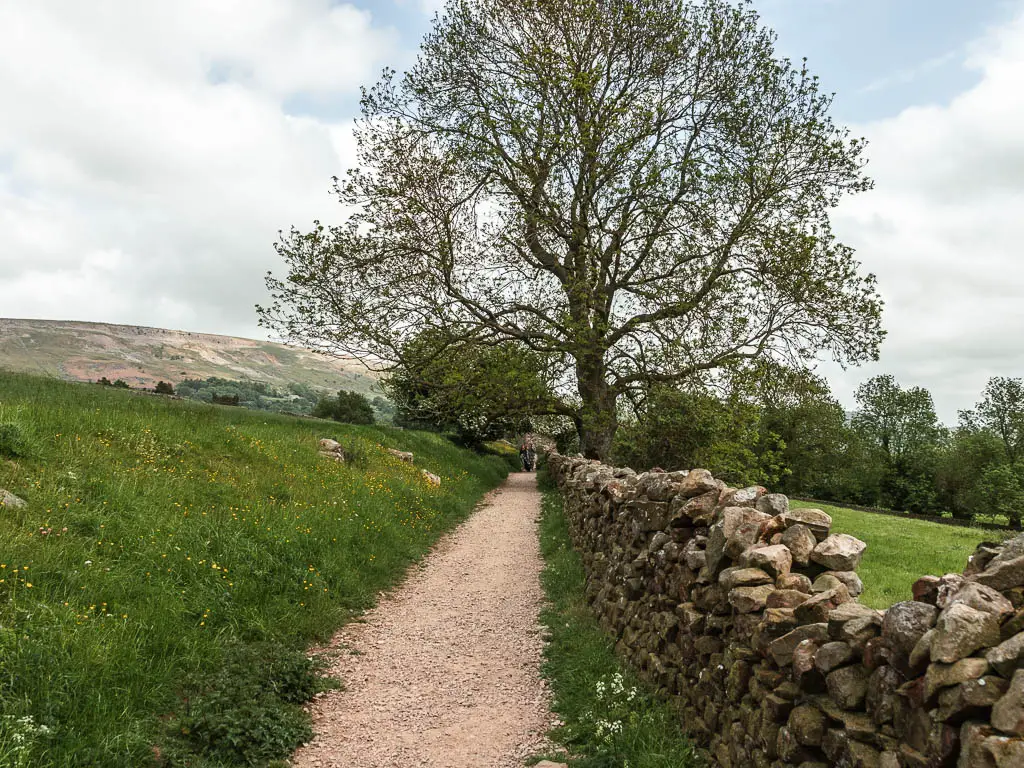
left=259, top=0, right=884, bottom=458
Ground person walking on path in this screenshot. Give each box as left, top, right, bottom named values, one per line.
left=519, top=442, right=533, bottom=471
left=291, top=472, right=552, bottom=767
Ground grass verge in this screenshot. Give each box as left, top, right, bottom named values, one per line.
left=535, top=473, right=701, bottom=768
left=0, top=371, right=508, bottom=766
left=791, top=500, right=1010, bottom=609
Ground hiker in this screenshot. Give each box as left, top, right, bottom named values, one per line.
left=519, top=443, right=532, bottom=472
left=525, top=443, right=537, bottom=472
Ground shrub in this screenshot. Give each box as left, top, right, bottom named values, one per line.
left=154, top=381, right=174, bottom=395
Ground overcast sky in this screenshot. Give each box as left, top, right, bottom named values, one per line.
left=1, top=0, right=1022, bottom=423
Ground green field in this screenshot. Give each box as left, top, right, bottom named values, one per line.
left=0, top=372, right=508, bottom=766
left=791, top=500, right=1010, bottom=609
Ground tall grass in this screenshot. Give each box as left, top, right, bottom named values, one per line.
left=0, top=372, right=507, bottom=766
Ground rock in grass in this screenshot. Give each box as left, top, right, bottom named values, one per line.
left=0, top=489, right=26, bottom=509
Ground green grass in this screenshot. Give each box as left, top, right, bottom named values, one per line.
left=535, top=476, right=701, bottom=768
left=0, top=371, right=508, bottom=767
left=791, top=500, right=1009, bottom=609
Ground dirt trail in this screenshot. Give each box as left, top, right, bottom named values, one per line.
left=291, top=472, right=553, bottom=768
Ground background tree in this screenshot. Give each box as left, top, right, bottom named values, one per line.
left=259, top=0, right=883, bottom=459
left=960, top=377, right=1024, bottom=463
left=154, top=381, right=175, bottom=395
left=387, top=332, right=553, bottom=445
left=313, top=390, right=376, bottom=425
left=851, top=375, right=943, bottom=512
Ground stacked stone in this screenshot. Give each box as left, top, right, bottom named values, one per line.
left=547, top=453, right=1024, bottom=768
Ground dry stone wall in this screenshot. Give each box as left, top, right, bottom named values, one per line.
left=548, top=454, right=1024, bottom=768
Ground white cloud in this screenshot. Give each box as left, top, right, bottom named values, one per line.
left=828, top=6, right=1024, bottom=422
left=0, top=0, right=399, bottom=337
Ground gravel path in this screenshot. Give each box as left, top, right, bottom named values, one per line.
left=291, top=471, right=553, bottom=768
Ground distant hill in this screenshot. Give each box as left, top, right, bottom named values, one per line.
left=0, top=318, right=380, bottom=394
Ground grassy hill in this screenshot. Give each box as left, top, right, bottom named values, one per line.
left=0, top=318, right=379, bottom=395
left=0, top=371, right=509, bottom=766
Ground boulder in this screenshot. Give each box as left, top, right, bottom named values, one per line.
left=941, top=581, right=1015, bottom=621
left=795, top=585, right=852, bottom=624
left=826, top=664, right=871, bottom=710
left=931, top=603, right=1002, bottom=664
left=0, top=489, right=27, bottom=509
left=720, top=567, right=774, bottom=590
left=767, top=589, right=811, bottom=609
left=815, top=641, right=855, bottom=673
left=729, top=584, right=776, bottom=614
left=770, top=624, right=830, bottom=666
left=973, top=556, right=1024, bottom=592
left=781, top=508, right=833, bottom=541
left=882, top=601, right=939, bottom=655
left=387, top=448, right=415, bottom=463
left=824, top=570, right=865, bottom=598
left=744, top=544, right=794, bottom=578
left=706, top=507, right=771, bottom=573
left=987, top=633, right=1024, bottom=679
left=812, top=574, right=844, bottom=594
left=778, top=572, right=813, bottom=594
left=934, top=677, right=1009, bottom=724
left=924, top=657, right=991, bottom=701
left=912, top=575, right=941, bottom=605
left=811, top=534, right=867, bottom=571
left=678, top=468, right=718, bottom=497
left=756, top=492, right=789, bottom=517
left=788, top=704, right=828, bottom=746
left=720, top=485, right=766, bottom=508
left=781, top=523, right=817, bottom=566
left=421, top=470, right=442, bottom=487
left=992, top=669, right=1024, bottom=735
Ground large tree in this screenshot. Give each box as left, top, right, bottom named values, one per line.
left=259, top=0, right=884, bottom=459
left=960, top=377, right=1024, bottom=463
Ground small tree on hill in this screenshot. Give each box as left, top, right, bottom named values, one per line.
left=154, top=381, right=175, bottom=395
left=112, top=379, right=130, bottom=389
left=313, top=391, right=376, bottom=425
left=259, top=0, right=883, bottom=459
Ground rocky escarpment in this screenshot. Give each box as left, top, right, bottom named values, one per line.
left=548, top=454, right=1024, bottom=768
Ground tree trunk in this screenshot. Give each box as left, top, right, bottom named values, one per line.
left=576, top=356, right=617, bottom=461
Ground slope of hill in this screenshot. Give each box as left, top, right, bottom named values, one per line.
left=0, top=371, right=509, bottom=765
left=0, top=318, right=379, bottom=394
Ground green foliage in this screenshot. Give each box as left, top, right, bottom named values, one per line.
left=386, top=332, right=551, bottom=446
left=168, top=643, right=330, bottom=765
left=0, top=422, right=31, bottom=459
left=535, top=484, right=700, bottom=767
left=976, top=463, right=1024, bottom=529
left=613, top=386, right=785, bottom=487
left=961, top=377, right=1024, bottom=463
left=312, top=390, right=375, bottom=425
left=175, top=376, right=324, bottom=416
left=260, top=0, right=883, bottom=459
left=154, top=381, right=174, bottom=395
left=0, top=370, right=508, bottom=766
